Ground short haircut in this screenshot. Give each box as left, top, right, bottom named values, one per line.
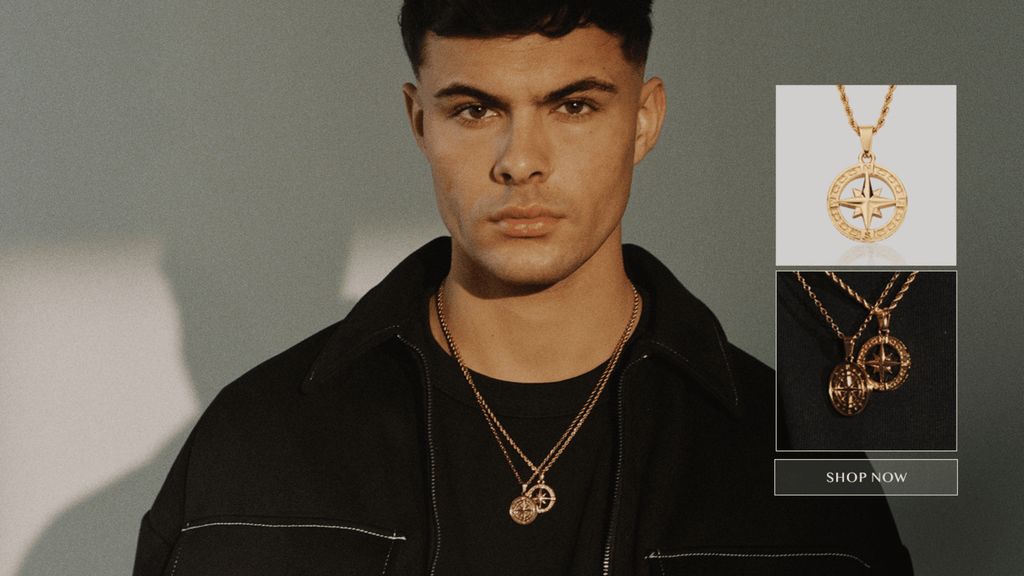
left=400, top=0, right=654, bottom=76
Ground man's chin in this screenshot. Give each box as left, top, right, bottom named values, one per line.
left=455, top=248, right=582, bottom=296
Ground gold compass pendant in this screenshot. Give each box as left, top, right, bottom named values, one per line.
left=857, top=334, right=911, bottom=391
left=828, top=361, right=872, bottom=417
left=509, top=494, right=538, bottom=525
left=528, top=483, right=556, bottom=513
left=827, top=126, right=907, bottom=243
left=827, top=156, right=907, bottom=242
left=509, top=483, right=557, bottom=525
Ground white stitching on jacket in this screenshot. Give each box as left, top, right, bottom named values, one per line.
left=645, top=551, right=870, bottom=569
left=169, top=542, right=184, bottom=576
left=180, top=521, right=406, bottom=540
left=381, top=533, right=398, bottom=575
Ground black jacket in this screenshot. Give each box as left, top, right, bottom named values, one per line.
left=134, top=238, right=912, bottom=575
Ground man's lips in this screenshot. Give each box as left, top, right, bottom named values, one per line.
left=490, top=206, right=563, bottom=238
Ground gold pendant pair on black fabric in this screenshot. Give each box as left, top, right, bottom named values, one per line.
left=796, top=272, right=916, bottom=416
left=826, top=314, right=912, bottom=417
left=509, top=482, right=557, bottom=526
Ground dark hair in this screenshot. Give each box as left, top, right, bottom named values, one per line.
left=400, top=0, right=654, bottom=76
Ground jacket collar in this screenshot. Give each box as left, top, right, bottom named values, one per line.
left=303, top=237, right=739, bottom=412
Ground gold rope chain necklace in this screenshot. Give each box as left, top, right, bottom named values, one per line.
left=436, top=279, right=639, bottom=525
left=827, top=85, right=908, bottom=242
left=795, top=271, right=917, bottom=416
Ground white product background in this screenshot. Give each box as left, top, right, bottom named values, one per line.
left=776, top=85, right=957, bottom=266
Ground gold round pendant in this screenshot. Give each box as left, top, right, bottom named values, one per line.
left=857, top=334, right=911, bottom=391
left=527, top=483, right=556, bottom=514
left=827, top=158, right=907, bottom=242
left=509, top=495, right=538, bottom=525
left=828, top=362, right=872, bottom=416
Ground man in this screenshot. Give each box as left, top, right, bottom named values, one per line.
left=134, top=1, right=912, bottom=574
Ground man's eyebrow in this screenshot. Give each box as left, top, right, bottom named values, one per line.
left=432, top=77, right=618, bottom=107
left=540, top=78, right=618, bottom=105
left=434, top=84, right=505, bottom=105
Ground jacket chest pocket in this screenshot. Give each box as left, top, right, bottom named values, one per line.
left=647, top=548, right=873, bottom=575
left=165, top=517, right=405, bottom=576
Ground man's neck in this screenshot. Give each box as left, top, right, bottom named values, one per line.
left=429, top=245, right=640, bottom=384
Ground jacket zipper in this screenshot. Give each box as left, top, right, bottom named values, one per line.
left=603, top=354, right=649, bottom=576
left=397, top=335, right=442, bottom=576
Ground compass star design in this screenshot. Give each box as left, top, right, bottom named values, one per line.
left=839, top=175, right=897, bottom=229
left=829, top=363, right=870, bottom=416
left=865, top=345, right=902, bottom=385
left=857, top=334, right=911, bottom=391
left=528, top=484, right=557, bottom=513
left=509, top=495, right=538, bottom=525
left=835, top=371, right=863, bottom=409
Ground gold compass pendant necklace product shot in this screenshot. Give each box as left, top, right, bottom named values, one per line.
left=827, top=85, right=908, bottom=242
left=436, top=279, right=639, bottom=525
left=795, top=272, right=917, bottom=416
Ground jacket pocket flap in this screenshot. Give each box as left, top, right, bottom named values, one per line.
left=166, top=516, right=405, bottom=576
left=647, top=547, right=873, bottom=575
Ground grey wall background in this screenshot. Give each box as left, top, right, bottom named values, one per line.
left=1, top=0, right=1020, bottom=574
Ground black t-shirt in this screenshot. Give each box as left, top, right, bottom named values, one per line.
left=421, top=295, right=647, bottom=575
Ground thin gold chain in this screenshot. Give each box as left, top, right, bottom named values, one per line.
left=837, top=85, right=897, bottom=135
left=436, top=279, right=639, bottom=488
left=794, top=271, right=904, bottom=342
left=825, top=271, right=918, bottom=314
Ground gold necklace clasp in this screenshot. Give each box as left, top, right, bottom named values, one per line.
left=843, top=337, right=857, bottom=362
left=858, top=125, right=876, bottom=163
left=858, top=125, right=875, bottom=156
left=875, top=308, right=891, bottom=334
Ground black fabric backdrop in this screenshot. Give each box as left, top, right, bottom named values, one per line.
left=777, top=271, right=956, bottom=451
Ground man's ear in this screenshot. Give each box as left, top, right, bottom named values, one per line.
left=633, top=77, right=666, bottom=165
left=403, top=83, right=426, bottom=153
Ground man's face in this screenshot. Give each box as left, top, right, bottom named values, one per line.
left=404, top=27, right=664, bottom=290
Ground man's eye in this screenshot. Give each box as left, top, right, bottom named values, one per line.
left=558, top=101, right=594, bottom=116
left=457, top=105, right=495, bottom=121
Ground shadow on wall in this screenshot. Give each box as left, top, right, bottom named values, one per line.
left=6, top=1, right=433, bottom=574
left=12, top=237, right=357, bottom=576
left=16, top=429, right=195, bottom=576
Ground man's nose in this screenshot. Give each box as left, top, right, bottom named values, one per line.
left=493, top=115, right=551, bottom=186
